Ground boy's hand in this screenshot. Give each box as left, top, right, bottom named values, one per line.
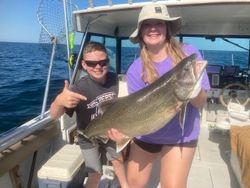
left=57, top=80, right=87, bottom=108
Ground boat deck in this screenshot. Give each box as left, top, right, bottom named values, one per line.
left=98, top=104, right=242, bottom=188
left=146, top=124, right=240, bottom=188
left=99, top=123, right=241, bottom=188
left=187, top=124, right=240, bottom=188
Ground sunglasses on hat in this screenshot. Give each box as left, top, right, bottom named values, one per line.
left=84, top=58, right=109, bottom=68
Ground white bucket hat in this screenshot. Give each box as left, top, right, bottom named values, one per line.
left=130, top=4, right=182, bottom=43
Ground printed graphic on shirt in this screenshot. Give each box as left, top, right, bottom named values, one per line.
left=87, top=92, right=116, bottom=120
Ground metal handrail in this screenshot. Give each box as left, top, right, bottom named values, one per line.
left=0, top=111, right=52, bottom=153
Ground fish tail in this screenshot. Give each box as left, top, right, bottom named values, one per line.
left=77, top=129, right=96, bottom=144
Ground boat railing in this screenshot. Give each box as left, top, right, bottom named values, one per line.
left=0, top=111, right=54, bottom=153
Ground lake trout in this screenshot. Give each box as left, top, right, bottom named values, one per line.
left=80, top=53, right=207, bottom=151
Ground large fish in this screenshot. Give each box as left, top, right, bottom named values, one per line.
left=80, top=53, right=207, bottom=151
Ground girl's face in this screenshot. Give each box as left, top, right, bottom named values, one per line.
left=82, top=50, right=109, bottom=84
left=140, top=19, right=167, bottom=49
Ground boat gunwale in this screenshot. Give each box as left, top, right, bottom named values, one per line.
left=0, top=121, right=60, bottom=176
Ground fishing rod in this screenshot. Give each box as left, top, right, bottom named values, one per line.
left=222, top=38, right=249, bottom=51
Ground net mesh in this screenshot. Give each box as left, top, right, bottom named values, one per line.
left=37, top=0, right=76, bottom=61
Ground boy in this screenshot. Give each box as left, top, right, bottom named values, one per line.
left=50, top=41, right=129, bottom=188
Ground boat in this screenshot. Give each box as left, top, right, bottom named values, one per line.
left=1, top=0, right=250, bottom=187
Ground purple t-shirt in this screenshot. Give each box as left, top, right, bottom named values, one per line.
left=126, top=44, right=211, bottom=144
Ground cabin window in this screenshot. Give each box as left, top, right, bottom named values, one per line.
left=181, top=36, right=250, bottom=87
left=120, top=39, right=139, bottom=74
left=181, top=37, right=249, bottom=69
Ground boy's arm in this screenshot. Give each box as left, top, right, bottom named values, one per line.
left=50, top=94, right=67, bottom=119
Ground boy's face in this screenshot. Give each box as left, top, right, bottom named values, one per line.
left=82, top=50, right=109, bottom=84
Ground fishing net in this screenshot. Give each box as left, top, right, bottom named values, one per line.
left=37, top=0, right=76, bottom=62
left=37, top=0, right=77, bottom=118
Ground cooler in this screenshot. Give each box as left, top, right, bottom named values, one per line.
left=38, top=144, right=86, bottom=188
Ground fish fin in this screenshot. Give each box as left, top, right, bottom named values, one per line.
left=97, top=135, right=109, bottom=144
left=179, top=104, right=187, bottom=136
left=98, top=99, right=117, bottom=115
left=189, top=60, right=207, bottom=99
left=189, top=72, right=203, bottom=99
left=77, top=129, right=91, bottom=140
left=116, top=137, right=131, bottom=153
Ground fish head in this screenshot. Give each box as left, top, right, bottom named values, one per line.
left=173, top=54, right=207, bottom=101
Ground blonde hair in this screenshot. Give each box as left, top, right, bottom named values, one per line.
left=139, top=26, right=186, bottom=84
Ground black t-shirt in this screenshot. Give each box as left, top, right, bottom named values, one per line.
left=66, top=72, right=118, bottom=130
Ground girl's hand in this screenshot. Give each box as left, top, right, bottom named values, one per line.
left=107, top=128, right=127, bottom=142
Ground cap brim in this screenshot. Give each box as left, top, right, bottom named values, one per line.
left=129, top=28, right=140, bottom=44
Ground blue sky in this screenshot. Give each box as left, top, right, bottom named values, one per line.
left=0, top=1, right=40, bottom=43
left=0, top=0, right=249, bottom=51
left=0, top=0, right=83, bottom=43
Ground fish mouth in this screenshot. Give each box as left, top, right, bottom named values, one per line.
left=174, top=59, right=207, bottom=101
